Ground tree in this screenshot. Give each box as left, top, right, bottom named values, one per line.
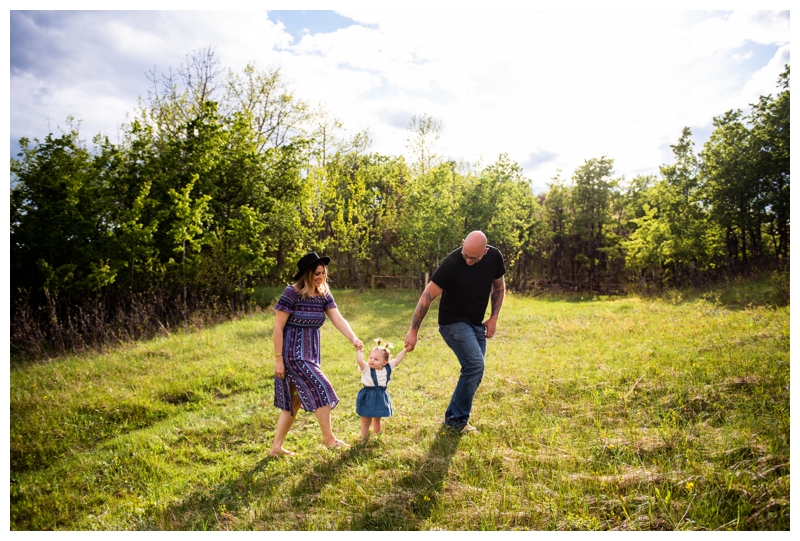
left=541, top=172, right=569, bottom=286
left=223, top=63, right=311, bottom=151
left=568, top=156, right=618, bottom=291
left=141, top=46, right=224, bottom=142
left=320, top=137, right=408, bottom=289
left=658, top=128, right=715, bottom=283
left=700, top=110, right=761, bottom=269
left=10, top=47, right=790, bottom=358
left=749, top=65, right=790, bottom=265
left=166, top=174, right=211, bottom=314
left=474, top=156, right=533, bottom=265
left=405, top=113, right=444, bottom=178
left=11, top=127, right=113, bottom=301
left=623, top=129, right=721, bottom=288
left=397, top=161, right=465, bottom=279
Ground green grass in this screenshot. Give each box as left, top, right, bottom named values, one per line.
left=10, top=279, right=789, bottom=530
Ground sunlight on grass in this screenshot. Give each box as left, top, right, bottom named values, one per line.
left=10, top=281, right=789, bottom=530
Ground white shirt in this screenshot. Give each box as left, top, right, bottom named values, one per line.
left=360, top=358, right=398, bottom=387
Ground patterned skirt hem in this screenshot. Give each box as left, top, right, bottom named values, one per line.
left=273, top=357, right=339, bottom=415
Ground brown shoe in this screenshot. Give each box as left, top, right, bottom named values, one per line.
left=460, top=424, right=479, bottom=434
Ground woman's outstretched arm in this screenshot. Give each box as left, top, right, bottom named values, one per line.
left=326, top=307, right=363, bottom=350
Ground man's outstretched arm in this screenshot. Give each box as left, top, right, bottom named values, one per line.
left=404, top=281, right=443, bottom=351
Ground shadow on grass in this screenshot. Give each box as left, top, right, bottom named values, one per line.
left=150, top=441, right=369, bottom=530
left=344, top=428, right=462, bottom=530
left=148, top=453, right=286, bottom=529
left=170, top=426, right=461, bottom=530
left=289, top=444, right=371, bottom=506
left=525, top=280, right=786, bottom=311
left=232, top=328, right=274, bottom=343
left=530, top=292, right=620, bottom=304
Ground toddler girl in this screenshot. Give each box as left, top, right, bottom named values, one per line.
left=355, top=339, right=407, bottom=442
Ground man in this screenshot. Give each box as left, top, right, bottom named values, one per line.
left=404, top=230, right=506, bottom=433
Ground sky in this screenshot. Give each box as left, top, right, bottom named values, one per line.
left=6, top=5, right=791, bottom=192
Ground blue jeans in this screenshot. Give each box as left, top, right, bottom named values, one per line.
left=439, top=321, right=487, bottom=428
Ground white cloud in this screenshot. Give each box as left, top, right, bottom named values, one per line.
left=9, top=9, right=791, bottom=189
left=726, top=10, right=790, bottom=46
left=741, top=44, right=790, bottom=104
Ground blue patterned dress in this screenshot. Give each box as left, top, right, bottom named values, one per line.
left=273, top=286, right=340, bottom=415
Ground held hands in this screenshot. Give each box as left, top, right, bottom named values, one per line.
left=353, top=337, right=364, bottom=351
left=404, top=329, right=418, bottom=352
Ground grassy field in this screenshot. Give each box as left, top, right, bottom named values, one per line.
left=9, top=277, right=790, bottom=530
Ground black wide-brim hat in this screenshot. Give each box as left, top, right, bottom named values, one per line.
left=294, top=252, right=331, bottom=281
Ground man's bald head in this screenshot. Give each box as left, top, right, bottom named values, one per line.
left=461, top=231, right=488, bottom=265
left=464, top=231, right=487, bottom=251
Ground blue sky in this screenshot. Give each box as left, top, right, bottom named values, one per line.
left=6, top=7, right=791, bottom=192
left=270, top=10, right=376, bottom=43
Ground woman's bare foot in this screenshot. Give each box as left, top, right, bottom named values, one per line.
left=324, top=438, right=350, bottom=449
left=269, top=447, right=296, bottom=458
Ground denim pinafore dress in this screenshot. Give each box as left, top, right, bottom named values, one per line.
left=355, top=364, right=393, bottom=418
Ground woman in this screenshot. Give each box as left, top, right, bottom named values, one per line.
left=270, top=252, right=362, bottom=457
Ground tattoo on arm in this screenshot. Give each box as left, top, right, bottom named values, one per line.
left=411, top=291, right=433, bottom=330
left=490, top=278, right=506, bottom=316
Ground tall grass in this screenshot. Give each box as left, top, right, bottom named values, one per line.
left=10, top=280, right=789, bottom=530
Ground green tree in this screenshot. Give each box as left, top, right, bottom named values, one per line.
left=321, top=140, right=408, bottom=289
left=223, top=63, right=311, bottom=151
left=11, top=128, right=113, bottom=300
left=405, top=113, right=444, bottom=178
left=166, top=174, right=212, bottom=313
left=568, top=156, right=619, bottom=291
left=749, top=66, right=790, bottom=264
left=659, top=128, right=716, bottom=282
left=623, top=129, right=721, bottom=288
left=700, top=110, right=761, bottom=269
left=477, top=156, right=534, bottom=266
left=542, top=172, right=571, bottom=286
left=397, top=161, right=465, bottom=279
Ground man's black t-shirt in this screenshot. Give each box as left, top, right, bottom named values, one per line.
left=430, top=246, right=505, bottom=326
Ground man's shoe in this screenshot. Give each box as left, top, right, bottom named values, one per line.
left=460, top=424, right=479, bottom=434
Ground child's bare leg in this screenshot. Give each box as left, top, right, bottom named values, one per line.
left=360, top=417, right=372, bottom=442
left=372, top=417, right=382, bottom=435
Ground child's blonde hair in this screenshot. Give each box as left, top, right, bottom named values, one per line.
left=372, top=338, right=393, bottom=363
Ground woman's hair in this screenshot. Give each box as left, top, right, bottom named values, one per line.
left=372, top=338, right=393, bottom=363
left=295, top=264, right=330, bottom=299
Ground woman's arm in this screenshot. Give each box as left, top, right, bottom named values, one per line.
left=273, top=310, right=290, bottom=379
left=326, top=307, right=363, bottom=350
left=391, top=347, right=408, bottom=368
left=356, top=348, right=367, bottom=371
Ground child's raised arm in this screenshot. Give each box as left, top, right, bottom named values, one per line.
left=356, top=348, right=367, bottom=371
left=391, top=347, right=408, bottom=368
